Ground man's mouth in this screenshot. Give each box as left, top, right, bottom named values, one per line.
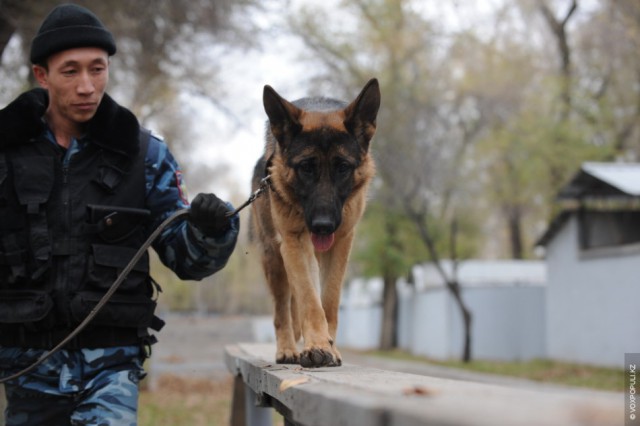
left=74, top=103, right=97, bottom=111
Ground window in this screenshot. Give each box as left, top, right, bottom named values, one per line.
left=578, top=209, right=640, bottom=250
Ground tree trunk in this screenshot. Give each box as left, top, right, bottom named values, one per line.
left=379, top=272, right=398, bottom=350
left=507, top=206, right=524, bottom=259
left=537, top=0, right=577, bottom=120
left=406, top=209, right=473, bottom=362
left=379, top=217, right=400, bottom=351
left=448, top=281, right=472, bottom=362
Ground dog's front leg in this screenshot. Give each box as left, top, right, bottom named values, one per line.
left=280, top=236, right=340, bottom=368
left=261, top=248, right=300, bottom=364
left=318, top=231, right=355, bottom=365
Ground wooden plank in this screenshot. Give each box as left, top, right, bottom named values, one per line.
left=225, top=343, right=621, bottom=426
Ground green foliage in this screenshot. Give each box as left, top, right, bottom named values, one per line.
left=353, top=201, right=427, bottom=279
left=353, top=199, right=481, bottom=279
left=478, top=84, right=615, bottom=255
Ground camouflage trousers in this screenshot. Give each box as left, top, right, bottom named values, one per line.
left=0, top=346, right=145, bottom=426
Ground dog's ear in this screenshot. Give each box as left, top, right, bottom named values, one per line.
left=263, top=85, right=302, bottom=149
left=344, top=78, right=381, bottom=153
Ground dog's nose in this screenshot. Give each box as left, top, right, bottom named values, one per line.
left=310, top=216, right=335, bottom=235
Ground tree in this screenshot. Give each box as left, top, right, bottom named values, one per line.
left=537, top=0, right=577, bottom=121
left=353, top=204, right=429, bottom=349
left=568, top=0, right=640, bottom=160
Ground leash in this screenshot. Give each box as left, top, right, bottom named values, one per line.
left=0, top=177, right=271, bottom=384
left=225, top=174, right=271, bottom=217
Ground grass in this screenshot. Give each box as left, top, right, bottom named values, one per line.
left=365, top=349, right=624, bottom=392
left=138, top=375, right=233, bottom=426
left=138, top=375, right=285, bottom=426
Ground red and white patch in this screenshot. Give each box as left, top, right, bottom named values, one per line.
left=175, top=170, right=189, bottom=205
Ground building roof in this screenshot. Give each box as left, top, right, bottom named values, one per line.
left=538, top=162, right=640, bottom=247
left=558, top=162, right=640, bottom=199
left=404, top=260, right=546, bottom=290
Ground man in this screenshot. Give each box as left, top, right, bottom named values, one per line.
left=0, top=4, right=238, bottom=425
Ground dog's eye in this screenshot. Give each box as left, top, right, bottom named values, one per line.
left=297, top=160, right=315, bottom=176
left=335, top=161, right=353, bottom=176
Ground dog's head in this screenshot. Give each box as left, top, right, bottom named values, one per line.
left=263, top=79, right=380, bottom=251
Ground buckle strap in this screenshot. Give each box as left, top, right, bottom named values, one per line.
left=0, top=327, right=142, bottom=350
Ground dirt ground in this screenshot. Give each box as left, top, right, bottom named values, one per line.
left=148, top=313, right=258, bottom=384
left=140, top=313, right=267, bottom=425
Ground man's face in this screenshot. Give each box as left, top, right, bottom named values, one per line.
left=33, top=47, right=109, bottom=126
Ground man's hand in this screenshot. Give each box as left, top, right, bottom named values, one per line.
left=189, top=193, right=232, bottom=238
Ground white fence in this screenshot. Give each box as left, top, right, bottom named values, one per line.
left=338, top=260, right=547, bottom=362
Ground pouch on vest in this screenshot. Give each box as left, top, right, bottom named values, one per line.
left=12, top=156, right=54, bottom=280
left=0, top=156, right=7, bottom=207
left=0, top=290, right=54, bottom=330
left=70, top=291, right=158, bottom=329
left=0, top=157, right=29, bottom=286
left=0, top=234, right=27, bottom=286
left=86, top=204, right=151, bottom=243
left=86, top=243, right=150, bottom=293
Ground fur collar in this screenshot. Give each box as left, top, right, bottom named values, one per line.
left=0, top=88, right=140, bottom=157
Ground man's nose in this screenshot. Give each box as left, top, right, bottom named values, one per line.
left=77, top=71, right=94, bottom=95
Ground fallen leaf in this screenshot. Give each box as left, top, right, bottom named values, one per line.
left=279, top=377, right=310, bottom=392
left=402, top=385, right=434, bottom=396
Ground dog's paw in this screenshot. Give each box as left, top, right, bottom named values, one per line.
left=276, top=349, right=300, bottom=364
left=299, top=347, right=342, bottom=368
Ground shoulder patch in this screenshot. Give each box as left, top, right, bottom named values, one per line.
left=175, top=170, right=189, bottom=205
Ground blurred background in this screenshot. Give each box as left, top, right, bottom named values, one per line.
left=1, top=0, right=638, bottom=368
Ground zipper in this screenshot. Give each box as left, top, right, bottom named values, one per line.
left=57, top=158, right=72, bottom=325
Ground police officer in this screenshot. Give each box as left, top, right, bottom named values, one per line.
left=0, top=4, right=239, bottom=425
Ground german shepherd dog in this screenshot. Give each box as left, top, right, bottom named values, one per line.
left=250, top=79, right=380, bottom=368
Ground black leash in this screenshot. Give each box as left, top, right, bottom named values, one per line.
left=0, top=177, right=270, bottom=384
left=225, top=175, right=271, bottom=217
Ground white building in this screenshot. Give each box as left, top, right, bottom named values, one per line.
left=537, top=162, right=640, bottom=367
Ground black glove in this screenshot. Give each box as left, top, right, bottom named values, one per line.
left=189, top=193, right=232, bottom=238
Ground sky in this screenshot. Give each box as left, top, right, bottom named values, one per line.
left=185, top=2, right=315, bottom=202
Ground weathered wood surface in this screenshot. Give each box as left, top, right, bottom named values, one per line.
left=225, top=343, right=621, bottom=426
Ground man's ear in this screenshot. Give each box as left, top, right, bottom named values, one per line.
left=32, top=65, right=49, bottom=89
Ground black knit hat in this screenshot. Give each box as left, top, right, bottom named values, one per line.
left=30, top=3, right=116, bottom=64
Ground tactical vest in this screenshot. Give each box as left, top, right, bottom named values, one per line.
left=0, top=89, right=163, bottom=350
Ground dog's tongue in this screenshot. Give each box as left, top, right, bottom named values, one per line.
left=311, top=233, right=335, bottom=252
